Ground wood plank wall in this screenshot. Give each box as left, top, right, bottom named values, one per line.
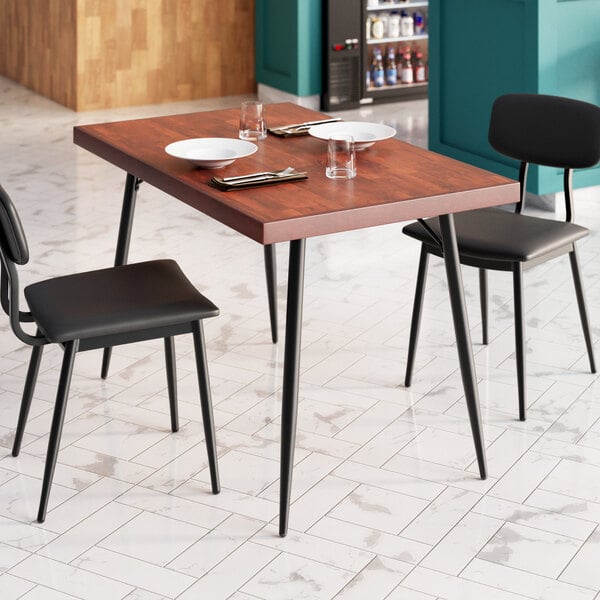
left=76, top=0, right=256, bottom=110
left=0, top=0, right=78, bottom=109
left=0, top=0, right=256, bottom=111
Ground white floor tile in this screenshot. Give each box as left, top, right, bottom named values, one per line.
left=334, top=556, right=412, bottom=600
left=478, top=522, right=582, bottom=578
left=71, top=546, right=194, bottom=598
left=0, top=542, right=29, bottom=573
left=402, top=565, right=527, bottom=600
left=9, top=554, right=133, bottom=600
left=489, top=451, right=560, bottom=503
left=177, top=542, right=279, bottom=599
left=74, top=419, right=169, bottom=461
left=308, top=516, right=430, bottom=564
left=167, top=514, right=263, bottom=578
left=20, top=588, right=79, bottom=600
left=42, top=477, right=132, bottom=533
left=99, top=510, right=208, bottom=566
left=401, top=486, right=481, bottom=545
left=284, top=475, right=357, bottom=532
left=419, top=511, right=503, bottom=575
left=329, top=484, right=429, bottom=534
left=540, top=460, right=600, bottom=503
left=116, top=485, right=229, bottom=529
left=463, top=558, right=595, bottom=600
left=241, top=552, right=354, bottom=600
left=37, top=502, right=139, bottom=563
left=525, top=489, right=600, bottom=524
left=473, top=495, right=596, bottom=540
left=0, top=573, right=35, bottom=600
left=251, top=523, right=374, bottom=572
left=560, top=529, right=600, bottom=590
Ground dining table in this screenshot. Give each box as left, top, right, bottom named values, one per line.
left=73, top=102, right=519, bottom=537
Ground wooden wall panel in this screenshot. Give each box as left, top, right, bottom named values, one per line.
left=76, top=0, right=256, bottom=110
left=0, top=0, right=78, bottom=109
left=0, top=0, right=255, bottom=111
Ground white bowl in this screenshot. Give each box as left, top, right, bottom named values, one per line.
left=308, top=121, right=396, bottom=150
left=165, top=137, right=258, bottom=168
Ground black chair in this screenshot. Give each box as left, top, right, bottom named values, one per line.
left=403, top=94, right=600, bottom=421
left=0, top=184, right=221, bottom=522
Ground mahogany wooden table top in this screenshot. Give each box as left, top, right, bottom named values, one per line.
left=74, top=102, right=518, bottom=245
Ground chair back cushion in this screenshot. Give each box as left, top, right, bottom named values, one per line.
left=489, top=94, right=600, bottom=169
left=0, top=185, right=29, bottom=265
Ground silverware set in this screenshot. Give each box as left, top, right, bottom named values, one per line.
left=222, top=166, right=298, bottom=184
left=268, top=117, right=341, bottom=136
left=210, top=167, right=308, bottom=190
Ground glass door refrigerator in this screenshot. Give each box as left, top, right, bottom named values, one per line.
left=322, top=0, right=429, bottom=111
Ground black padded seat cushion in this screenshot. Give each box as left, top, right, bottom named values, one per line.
left=24, top=259, right=219, bottom=343
left=403, top=208, right=588, bottom=262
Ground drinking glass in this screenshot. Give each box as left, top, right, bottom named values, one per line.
left=326, top=135, right=356, bottom=179
left=239, top=100, right=267, bottom=141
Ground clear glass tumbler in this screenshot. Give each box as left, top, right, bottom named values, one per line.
left=326, top=134, right=356, bottom=179
left=239, top=100, right=267, bottom=141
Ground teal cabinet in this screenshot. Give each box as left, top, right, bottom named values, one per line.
left=255, top=0, right=322, bottom=97
left=428, top=0, right=600, bottom=195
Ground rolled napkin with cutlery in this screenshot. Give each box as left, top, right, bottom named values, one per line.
left=208, top=167, right=308, bottom=191
left=268, top=118, right=342, bottom=137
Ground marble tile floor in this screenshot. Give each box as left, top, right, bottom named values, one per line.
left=1, top=75, right=600, bottom=599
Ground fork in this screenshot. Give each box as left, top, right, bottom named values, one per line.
left=222, top=167, right=296, bottom=183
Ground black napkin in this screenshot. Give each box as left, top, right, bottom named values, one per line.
left=267, top=127, right=310, bottom=138
left=209, top=172, right=308, bottom=191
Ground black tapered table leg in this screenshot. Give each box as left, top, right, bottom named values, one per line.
left=264, top=244, right=278, bottom=343
left=439, top=214, right=487, bottom=479
left=101, top=173, right=140, bottom=379
left=405, top=246, right=429, bottom=387
left=279, top=238, right=306, bottom=537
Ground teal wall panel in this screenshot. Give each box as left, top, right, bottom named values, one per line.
left=255, top=0, right=322, bottom=97
left=429, top=0, right=600, bottom=195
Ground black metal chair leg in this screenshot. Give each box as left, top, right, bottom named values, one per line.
left=100, top=349, right=112, bottom=380
left=279, top=238, right=306, bottom=537
left=439, top=214, right=487, bottom=479
left=101, top=173, right=139, bottom=379
left=12, top=343, right=44, bottom=456
left=513, top=263, right=526, bottom=421
left=479, top=268, right=488, bottom=345
left=264, top=244, right=278, bottom=344
left=192, top=321, right=220, bottom=495
left=164, top=337, right=179, bottom=433
left=405, top=246, right=429, bottom=387
left=38, top=339, right=79, bottom=523
left=569, top=248, right=596, bottom=374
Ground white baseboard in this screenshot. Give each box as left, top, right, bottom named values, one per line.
left=257, top=84, right=321, bottom=110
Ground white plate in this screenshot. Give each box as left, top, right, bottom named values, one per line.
left=165, top=138, right=258, bottom=168
left=308, top=121, right=396, bottom=150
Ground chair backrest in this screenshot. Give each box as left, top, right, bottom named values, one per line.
left=488, top=94, right=600, bottom=169
left=0, top=185, right=44, bottom=346
left=0, top=184, right=29, bottom=266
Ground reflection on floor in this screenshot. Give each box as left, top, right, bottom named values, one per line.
left=1, top=76, right=600, bottom=600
